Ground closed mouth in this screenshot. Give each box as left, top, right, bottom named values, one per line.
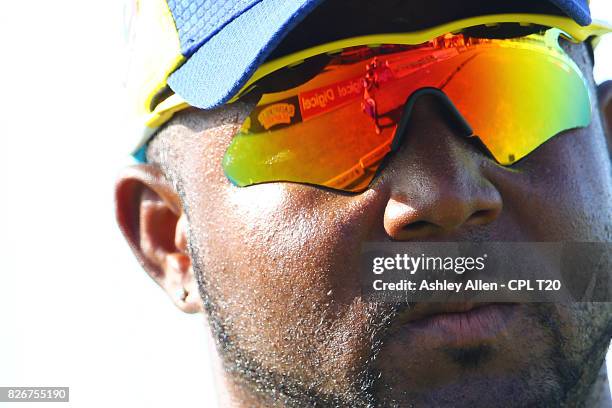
left=388, top=302, right=519, bottom=346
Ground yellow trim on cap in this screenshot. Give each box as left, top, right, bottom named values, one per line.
left=128, top=0, right=185, bottom=117
left=229, top=14, right=612, bottom=103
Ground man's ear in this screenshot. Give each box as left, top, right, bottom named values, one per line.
left=115, top=164, right=203, bottom=314
left=597, top=80, right=612, bottom=157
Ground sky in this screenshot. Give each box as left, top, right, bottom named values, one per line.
left=0, top=1, right=610, bottom=407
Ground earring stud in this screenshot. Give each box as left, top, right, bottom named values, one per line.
left=177, top=287, right=188, bottom=302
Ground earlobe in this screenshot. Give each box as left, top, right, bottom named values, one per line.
left=166, top=214, right=203, bottom=314
left=115, top=164, right=204, bottom=314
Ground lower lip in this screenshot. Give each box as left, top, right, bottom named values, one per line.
left=396, top=304, right=519, bottom=347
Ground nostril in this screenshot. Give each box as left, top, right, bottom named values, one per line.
left=401, top=220, right=441, bottom=238
left=404, top=220, right=430, bottom=231
left=467, top=209, right=497, bottom=225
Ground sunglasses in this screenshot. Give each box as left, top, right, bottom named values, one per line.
left=138, top=15, right=612, bottom=193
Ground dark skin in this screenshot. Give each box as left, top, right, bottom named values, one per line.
left=116, top=0, right=612, bottom=406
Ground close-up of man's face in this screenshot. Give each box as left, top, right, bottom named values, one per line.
left=115, top=0, right=612, bottom=406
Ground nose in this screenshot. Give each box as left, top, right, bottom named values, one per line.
left=381, top=92, right=502, bottom=240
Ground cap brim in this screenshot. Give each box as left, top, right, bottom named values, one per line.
left=549, top=0, right=591, bottom=26
left=167, top=0, right=323, bottom=110
left=167, top=0, right=591, bottom=110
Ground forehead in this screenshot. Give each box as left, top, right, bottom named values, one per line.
left=268, top=0, right=566, bottom=60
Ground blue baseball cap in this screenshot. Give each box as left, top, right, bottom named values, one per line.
left=165, top=0, right=591, bottom=110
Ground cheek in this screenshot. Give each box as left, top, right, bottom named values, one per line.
left=491, top=123, right=612, bottom=242
left=549, top=303, right=612, bottom=371
left=219, top=184, right=384, bottom=299
left=182, top=140, right=392, bottom=380
left=179, top=115, right=389, bottom=306
left=199, top=182, right=387, bottom=323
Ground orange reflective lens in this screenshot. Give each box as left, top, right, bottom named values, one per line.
left=223, top=29, right=592, bottom=192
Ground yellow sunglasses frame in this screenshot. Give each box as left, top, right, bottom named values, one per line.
left=136, top=13, right=612, bottom=155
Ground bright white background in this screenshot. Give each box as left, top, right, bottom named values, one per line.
left=0, top=1, right=610, bottom=407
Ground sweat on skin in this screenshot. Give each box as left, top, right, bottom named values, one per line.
left=115, top=0, right=612, bottom=406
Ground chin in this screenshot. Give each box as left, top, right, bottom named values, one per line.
left=374, top=374, right=560, bottom=408
left=370, top=303, right=563, bottom=407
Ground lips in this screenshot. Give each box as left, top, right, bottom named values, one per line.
left=389, top=302, right=519, bottom=347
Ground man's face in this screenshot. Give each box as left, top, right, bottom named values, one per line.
left=136, top=0, right=612, bottom=406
